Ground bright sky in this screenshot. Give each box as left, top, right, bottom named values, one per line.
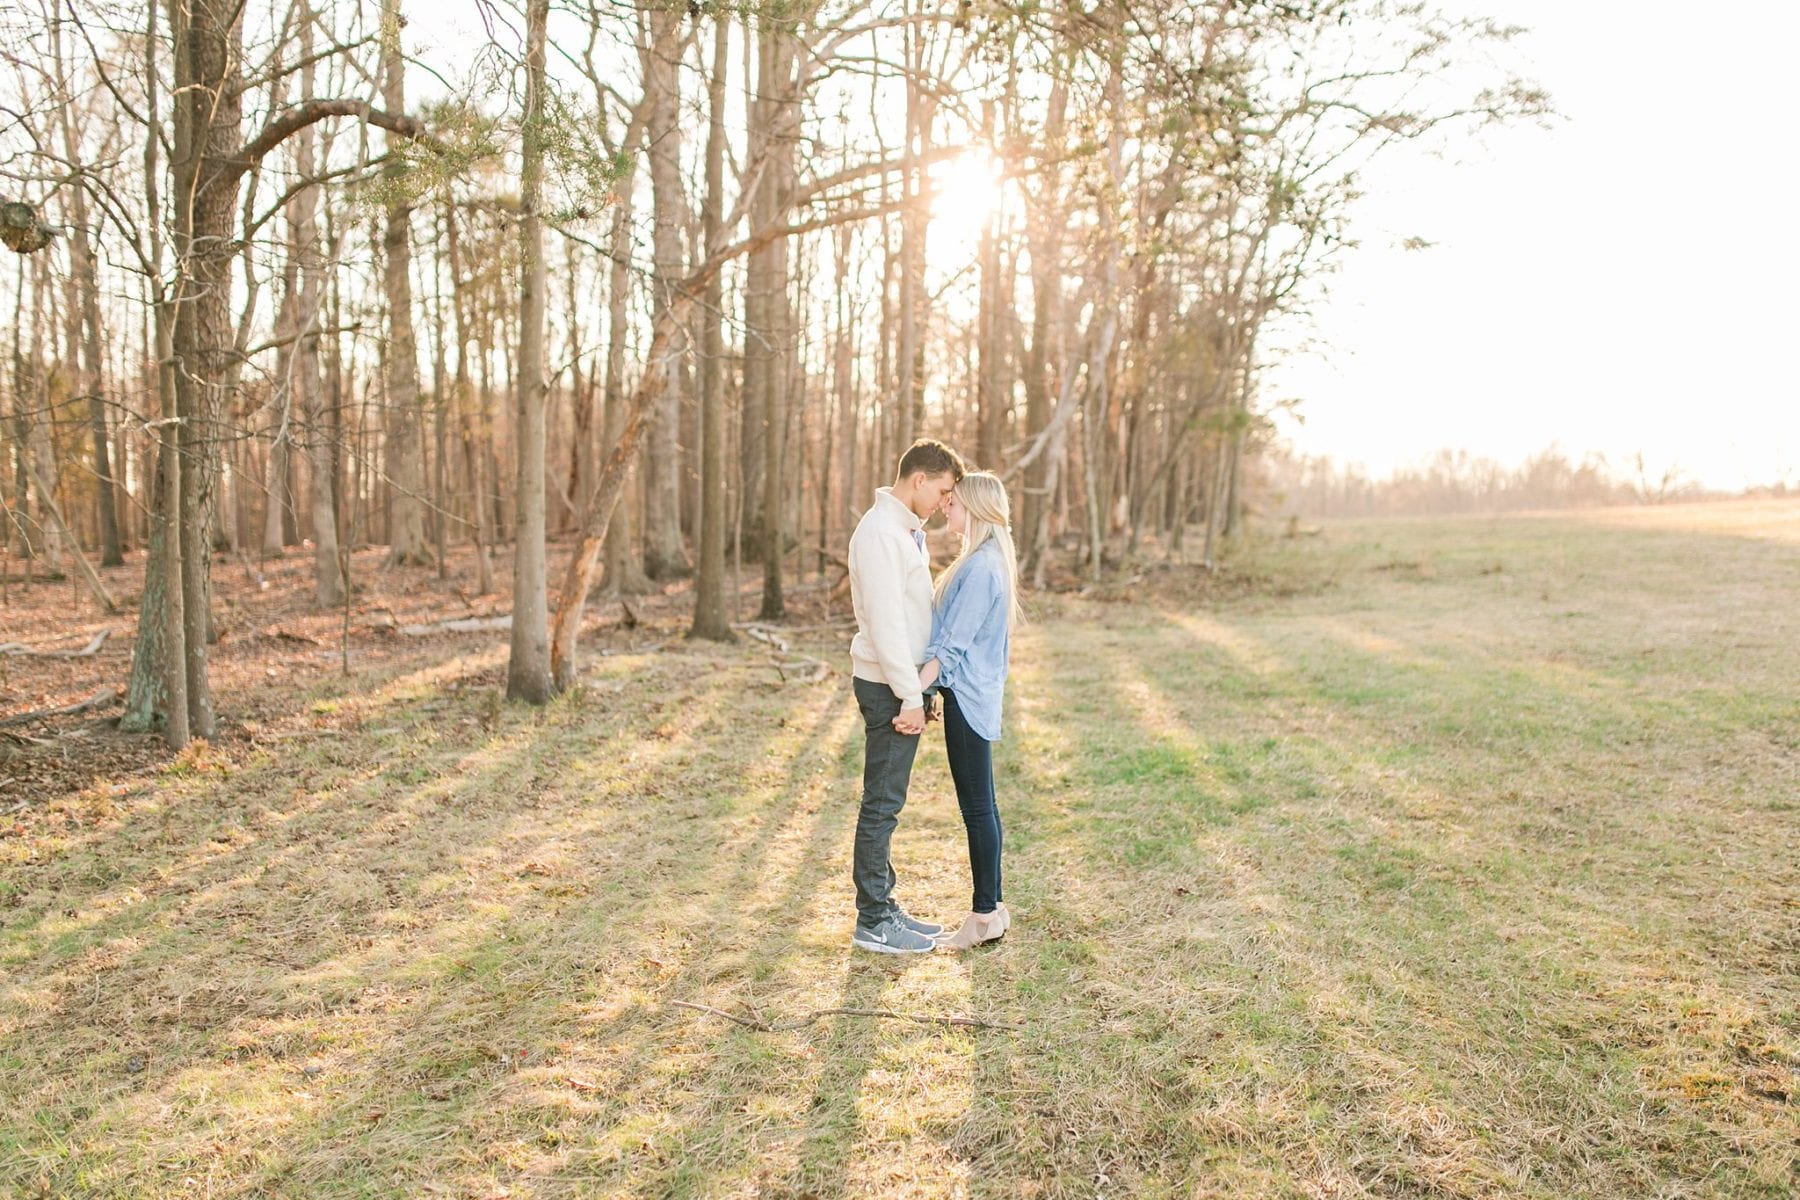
left=1264, top=0, right=1800, bottom=491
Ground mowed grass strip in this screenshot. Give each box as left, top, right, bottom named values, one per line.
left=1, top=500, right=1796, bottom=1198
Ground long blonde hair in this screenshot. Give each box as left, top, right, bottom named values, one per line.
left=933, top=471, right=1024, bottom=628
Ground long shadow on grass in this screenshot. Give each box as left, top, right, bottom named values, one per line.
left=529, top=682, right=877, bottom=1195
left=254, top=666, right=867, bottom=1196
left=574, top=685, right=978, bottom=1197
left=0, top=646, right=846, bottom=1196
left=1032, top=603, right=1795, bottom=1197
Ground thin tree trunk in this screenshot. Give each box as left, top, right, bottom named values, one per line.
left=380, top=0, right=429, bottom=566
left=506, top=0, right=554, bottom=703
left=689, top=9, right=733, bottom=641
left=443, top=200, right=492, bottom=593
left=640, top=4, right=692, bottom=581
left=51, top=39, right=124, bottom=568
left=756, top=18, right=797, bottom=621
left=834, top=223, right=857, bottom=559
left=122, top=0, right=187, bottom=746
left=1019, top=71, right=1067, bottom=578
left=166, top=0, right=252, bottom=739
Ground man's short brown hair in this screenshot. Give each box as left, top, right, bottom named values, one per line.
left=895, top=438, right=966, bottom=484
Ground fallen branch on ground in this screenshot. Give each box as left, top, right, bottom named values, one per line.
left=252, top=627, right=323, bottom=645
left=774, top=658, right=831, bottom=684
left=740, top=625, right=790, bottom=654
left=598, top=640, right=666, bottom=657
left=0, top=629, right=113, bottom=658
left=398, top=614, right=513, bottom=636
left=0, top=686, right=122, bottom=727
left=729, top=619, right=857, bottom=635
left=672, top=999, right=1020, bottom=1033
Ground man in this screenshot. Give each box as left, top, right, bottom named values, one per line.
left=846, top=438, right=966, bottom=954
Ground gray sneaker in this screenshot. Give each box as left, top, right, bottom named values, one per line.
left=893, top=906, right=944, bottom=938
left=851, top=917, right=936, bottom=955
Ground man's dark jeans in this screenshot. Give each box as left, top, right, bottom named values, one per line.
left=852, top=677, right=921, bottom=928
left=942, top=687, right=1004, bottom=914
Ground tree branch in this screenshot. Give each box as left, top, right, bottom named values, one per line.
left=228, top=100, right=437, bottom=180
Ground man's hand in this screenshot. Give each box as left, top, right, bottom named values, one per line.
left=892, top=704, right=926, bottom=735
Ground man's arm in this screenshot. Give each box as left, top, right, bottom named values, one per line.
left=857, top=532, right=926, bottom=711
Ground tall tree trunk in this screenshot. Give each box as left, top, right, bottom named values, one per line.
left=599, top=122, right=652, bottom=596
left=755, top=16, right=797, bottom=621
left=975, top=110, right=1003, bottom=471
left=51, top=49, right=124, bottom=568
left=1083, top=39, right=1126, bottom=583
left=640, top=4, right=691, bottom=581
left=23, top=255, right=64, bottom=576
left=443, top=199, right=492, bottom=594
left=832, top=223, right=856, bottom=564
left=166, top=0, right=253, bottom=739
left=122, top=0, right=188, bottom=746
left=506, top=0, right=553, bottom=703
left=1019, top=71, right=1066, bottom=578
left=380, top=0, right=430, bottom=566
left=689, top=9, right=733, bottom=641
left=285, top=18, right=341, bottom=607
left=893, top=15, right=924, bottom=458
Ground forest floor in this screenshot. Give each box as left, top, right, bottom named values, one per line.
left=2, top=499, right=1797, bottom=1198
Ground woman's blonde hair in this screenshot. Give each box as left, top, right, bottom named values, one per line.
left=933, top=471, right=1024, bottom=628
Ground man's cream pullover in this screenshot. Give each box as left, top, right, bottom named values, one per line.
left=848, top=487, right=933, bottom=708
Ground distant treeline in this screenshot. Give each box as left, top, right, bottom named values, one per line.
left=1257, top=447, right=1790, bottom=519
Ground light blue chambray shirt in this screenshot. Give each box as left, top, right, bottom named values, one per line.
left=925, top=539, right=1012, bottom=742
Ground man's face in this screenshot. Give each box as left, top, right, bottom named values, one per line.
left=907, top=471, right=958, bottom=521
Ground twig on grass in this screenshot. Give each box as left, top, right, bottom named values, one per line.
left=672, top=999, right=1021, bottom=1033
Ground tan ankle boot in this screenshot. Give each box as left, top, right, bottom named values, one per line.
left=935, top=909, right=1007, bottom=950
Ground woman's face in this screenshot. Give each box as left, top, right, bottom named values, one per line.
left=944, top=489, right=968, bottom=536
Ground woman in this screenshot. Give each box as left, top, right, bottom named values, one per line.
left=910, top=471, right=1023, bottom=950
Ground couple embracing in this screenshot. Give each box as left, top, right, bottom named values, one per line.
left=846, top=439, right=1020, bottom=955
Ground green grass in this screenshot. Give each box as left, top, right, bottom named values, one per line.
left=2, top=501, right=1798, bottom=1197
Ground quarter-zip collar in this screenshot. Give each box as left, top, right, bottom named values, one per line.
left=874, top=486, right=924, bottom=533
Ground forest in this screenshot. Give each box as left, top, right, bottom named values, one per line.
left=0, top=0, right=1544, bottom=747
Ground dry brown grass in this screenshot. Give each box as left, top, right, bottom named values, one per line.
left=2, top=501, right=1797, bottom=1197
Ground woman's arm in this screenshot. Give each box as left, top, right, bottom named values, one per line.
left=918, top=658, right=941, bottom=692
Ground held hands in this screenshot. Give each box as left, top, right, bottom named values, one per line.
left=889, top=658, right=943, bottom=734
left=890, top=658, right=944, bottom=734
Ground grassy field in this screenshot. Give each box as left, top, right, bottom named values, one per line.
left=2, top=500, right=1796, bottom=1198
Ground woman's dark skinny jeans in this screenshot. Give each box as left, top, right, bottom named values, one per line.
left=941, top=687, right=1003, bottom=914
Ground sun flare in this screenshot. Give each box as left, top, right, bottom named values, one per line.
left=929, top=149, right=1003, bottom=240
